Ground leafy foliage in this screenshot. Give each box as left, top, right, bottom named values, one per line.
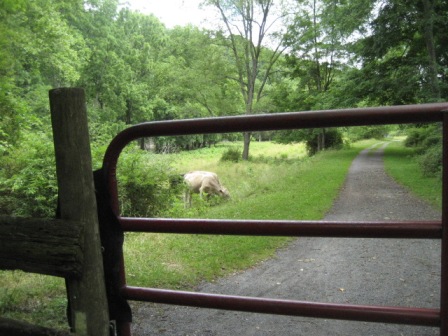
left=274, top=128, right=344, bottom=156
left=404, top=124, right=442, bottom=177
left=305, top=128, right=344, bottom=156
left=419, top=143, right=442, bottom=178
left=117, top=147, right=183, bottom=217
left=354, top=0, right=448, bottom=103
left=220, top=147, right=241, bottom=162
left=0, top=0, right=447, bottom=217
left=347, top=126, right=391, bottom=142
left=0, top=131, right=57, bottom=217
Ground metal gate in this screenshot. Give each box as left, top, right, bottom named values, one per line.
left=102, top=103, right=448, bottom=336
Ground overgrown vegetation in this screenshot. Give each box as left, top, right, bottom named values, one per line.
left=1, top=136, right=443, bottom=330
left=0, top=140, right=362, bottom=330
left=1, top=0, right=447, bottom=331
left=404, top=123, right=442, bottom=178
left=1, top=0, right=447, bottom=168
left=0, top=131, right=57, bottom=217
left=116, top=147, right=183, bottom=217
left=220, top=147, right=242, bottom=163
left=384, top=140, right=442, bottom=209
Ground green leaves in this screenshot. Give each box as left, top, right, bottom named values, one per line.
left=357, top=0, right=447, bottom=103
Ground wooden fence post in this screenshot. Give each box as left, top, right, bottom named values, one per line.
left=49, top=88, right=110, bottom=335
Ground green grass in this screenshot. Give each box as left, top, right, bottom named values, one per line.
left=0, top=139, right=371, bottom=330
left=123, top=140, right=373, bottom=288
left=169, top=141, right=308, bottom=172
left=383, top=140, right=442, bottom=209
left=0, top=272, right=68, bottom=330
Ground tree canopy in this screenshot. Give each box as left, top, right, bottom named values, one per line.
left=1, top=0, right=447, bottom=216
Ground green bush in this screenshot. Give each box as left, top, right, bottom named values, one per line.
left=347, top=125, right=390, bottom=141
left=404, top=124, right=442, bottom=177
left=220, top=147, right=241, bottom=162
left=306, top=129, right=343, bottom=156
left=420, top=134, right=441, bottom=150
left=0, top=131, right=58, bottom=217
left=405, top=128, right=424, bottom=147
left=0, top=127, right=185, bottom=218
left=419, top=143, right=442, bottom=178
left=274, top=128, right=343, bottom=156
left=117, top=148, right=182, bottom=217
left=404, top=125, right=437, bottom=148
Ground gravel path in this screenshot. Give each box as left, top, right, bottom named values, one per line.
left=131, top=142, right=441, bottom=335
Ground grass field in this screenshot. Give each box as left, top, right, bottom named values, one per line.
left=122, top=141, right=367, bottom=290
left=2, top=138, right=438, bottom=331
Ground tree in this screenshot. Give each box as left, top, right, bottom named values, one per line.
left=350, top=0, right=447, bottom=178
left=354, top=0, right=447, bottom=104
left=77, top=0, right=127, bottom=121
left=0, top=0, right=25, bottom=152
left=166, top=25, right=243, bottom=119
left=280, top=0, right=372, bottom=151
left=204, top=0, right=287, bottom=160
left=0, top=0, right=87, bottom=153
left=115, top=9, right=168, bottom=124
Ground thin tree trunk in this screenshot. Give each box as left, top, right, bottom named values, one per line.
left=242, top=132, right=251, bottom=160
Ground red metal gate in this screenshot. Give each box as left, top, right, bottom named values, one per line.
left=102, top=103, right=448, bottom=335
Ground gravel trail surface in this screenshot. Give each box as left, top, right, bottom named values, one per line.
left=132, top=142, right=441, bottom=335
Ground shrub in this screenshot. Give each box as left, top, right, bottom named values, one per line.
left=419, top=143, right=442, bottom=178
left=404, top=129, right=423, bottom=147
left=404, top=125, right=438, bottom=148
left=117, top=148, right=182, bottom=217
left=306, top=129, right=343, bottom=156
left=220, top=147, right=241, bottom=162
left=421, top=134, right=441, bottom=149
left=0, top=131, right=58, bottom=217
left=405, top=124, right=442, bottom=177
left=347, top=125, right=390, bottom=141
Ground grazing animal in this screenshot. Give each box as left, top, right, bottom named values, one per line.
left=183, top=171, right=230, bottom=207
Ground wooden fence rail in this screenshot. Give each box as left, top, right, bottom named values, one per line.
left=0, top=216, right=84, bottom=278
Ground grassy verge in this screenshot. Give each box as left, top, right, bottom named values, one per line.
left=0, top=272, right=67, bottom=329
left=123, top=140, right=373, bottom=288
left=383, top=140, right=442, bottom=209
left=0, top=140, right=370, bottom=330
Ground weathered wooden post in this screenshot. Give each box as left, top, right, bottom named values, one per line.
left=49, top=88, right=110, bottom=335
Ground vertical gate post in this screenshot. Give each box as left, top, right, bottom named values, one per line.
left=49, top=88, right=110, bottom=336
left=442, top=112, right=448, bottom=336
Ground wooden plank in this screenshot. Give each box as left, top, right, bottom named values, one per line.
left=49, top=88, right=110, bottom=336
left=0, top=216, right=83, bottom=278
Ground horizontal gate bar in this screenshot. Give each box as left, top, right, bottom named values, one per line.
left=123, top=286, right=440, bottom=327
left=103, top=103, right=448, bottom=170
left=120, top=218, right=442, bottom=239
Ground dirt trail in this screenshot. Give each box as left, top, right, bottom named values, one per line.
left=132, top=142, right=441, bottom=335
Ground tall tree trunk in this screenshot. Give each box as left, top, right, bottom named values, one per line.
left=242, top=81, right=255, bottom=160
left=317, top=128, right=325, bottom=152
left=422, top=0, right=440, bottom=100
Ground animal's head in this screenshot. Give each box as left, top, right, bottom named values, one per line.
left=220, top=187, right=230, bottom=198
